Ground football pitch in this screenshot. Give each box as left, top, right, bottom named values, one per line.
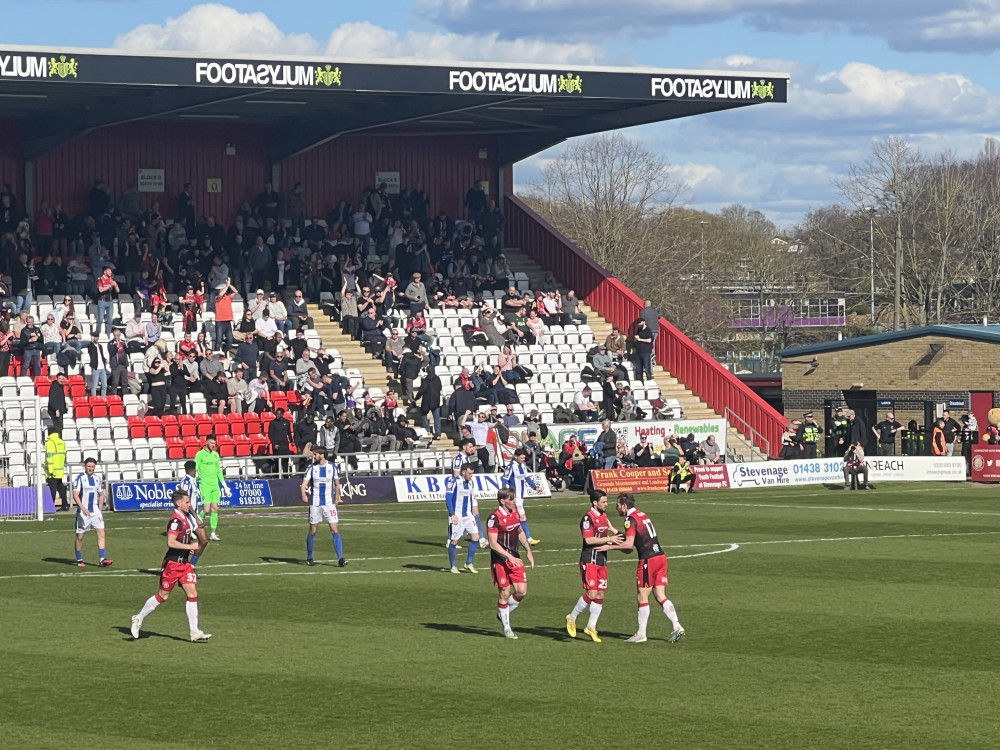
left=3, top=483, right=999, bottom=750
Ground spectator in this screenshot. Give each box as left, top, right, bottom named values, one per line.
left=523, top=432, right=544, bottom=471
left=288, top=289, right=313, bottom=330
left=20, top=316, right=43, bottom=376
left=108, top=331, right=129, bottom=397
left=47, top=372, right=68, bottom=433
left=317, top=415, right=339, bottom=454
left=574, top=385, right=599, bottom=422
left=633, top=318, right=654, bottom=382
left=563, top=290, right=587, bottom=325
left=0, top=319, right=12, bottom=378
left=662, top=437, right=681, bottom=466
left=257, top=182, right=281, bottom=222
left=595, top=419, right=618, bottom=469
left=460, top=410, right=495, bottom=470
left=213, top=282, right=237, bottom=353
left=351, top=204, right=373, bottom=257
left=384, top=328, right=404, bottom=376
left=340, top=289, right=359, bottom=338
left=204, top=371, right=229, bottom=415
left=268, top=349, right=291, bottom=392
left=404, top=272, right=427, bottom=314
left=163, top=352, right=186, bottom=414
left=336, top=409, right=362, bottom=461
left=95, top=266, right=119, bottom=336
left=501, top=284, right=525, bottom=322
left=199, top=349, right=224, bottom=381
left=559, top=435, right=587, bottom=490
left=618, top=385, right=638, bottom=422
left=287, top=182, right=306, bottom=238
left=600, top=373, right=617, bottom=420
left=268, top=407, right=293, bottom=473
left=641, top=299, right=662, bottom=342
left=592, top=344, right=628, bottom=383
left=145, top=316, right=167, bottom=355
left=540, top=290, right=568, bottom=326
left=399, top=347, right=424, bottom=403
left=502, top=404, right=520, bottom=427
left=268, top=291, right=290, bottom=334
left=464, top=182, right=487, bottom=225
left=497, top=344, right=524, bottom=383
left=207, top=256, right=230, bottom=311
left=846, top=409, right=868, bottom=448
left=248, top=235, right=272, bottom=293
left=633, top=435, right=660, bottom=467
left=358, top=308, right=386, bottom=356
left=86, top=331, right=109, bottom=397
left=177, top=183, right=196, bottom=230
left=40, top=313, right=62, bottom=356
left=390, top=415, right=419, bottom=451
left=699, top=435, right=722, bottom=464
left=255, top=307, right=279, bottom=348
left=940, top=409, right=961, bottom=457
left=146, top=355, right=168, bottom=416
left=124, top=313, right=145, bottom=353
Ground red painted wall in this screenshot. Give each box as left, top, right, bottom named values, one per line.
left=0, top=120, right=24, bottom=211
left=282, top=134, right=498, bottom=220
left=33, top=123, right=271, bottom=222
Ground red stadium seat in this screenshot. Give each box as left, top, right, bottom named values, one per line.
left=250, top=435, right=271, bottom=455
left=166, top=437, right=185, bottom=460
left=234, top=437, right=251, bottom=457
left=161, top=414, right=179, bottom=438
left=285, top=391, right=303, bottom=408
left=211, top=414, right=229, bottom=436
left=217, top=436, right=235, bottom=458
left=73, top=397, right=91, bottom=419
left=34, top=376, right=51, bottom=397
left=107, top=396, right=124, bottom=417
left=145, top=416, right=163, bottom=438
left=182, top=437, right=201, bottom=459
left=68, top=376, right=86, bottom=398
left=90, top=397, right=108, bottom=419
left=195, top=414, right=213, bottom=437
left=227, top=413, right=246, bottom=436
left=245, top=414, right=262, bottom=435
left=128, top=416, right=146, bottom=439
left=270, top=394, right=288, bottom=412
left=179, top=414, right=197, bottom=437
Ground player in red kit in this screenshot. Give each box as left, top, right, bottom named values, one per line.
left=566, top=490, right=622, bottom=643
left=611, top=493, right=685, bottom=644
left=487, top=487, right=535, bottom=639
left=129, top=489, right=212, bottom=642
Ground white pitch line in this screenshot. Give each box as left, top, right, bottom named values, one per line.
left=686, top=501, right=1000, bottom=518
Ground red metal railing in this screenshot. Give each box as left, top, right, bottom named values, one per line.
left=504, top=194, right=786, bottom=456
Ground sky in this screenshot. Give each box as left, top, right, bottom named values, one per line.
left=6, top=0, right=1000, bottom=227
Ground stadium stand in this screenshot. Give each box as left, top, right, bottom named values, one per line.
left=0, top=179, right=711, bottom=489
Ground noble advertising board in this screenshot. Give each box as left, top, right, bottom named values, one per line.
left=111, top=479, right=272, bottom=511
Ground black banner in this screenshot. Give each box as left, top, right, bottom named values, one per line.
left=0, top=50, right=788, bottom=103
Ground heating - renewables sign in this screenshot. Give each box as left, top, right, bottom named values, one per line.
left=111, top=479, right=272, bottom=511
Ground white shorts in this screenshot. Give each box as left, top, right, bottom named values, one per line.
left=450, top=515, right=479, bottom=542
left=75, top=510, right=105, bottom=534
left=309, top=504, right=339, bottom=525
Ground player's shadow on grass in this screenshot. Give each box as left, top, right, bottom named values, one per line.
left=406, top=539, right=447, bottom=548
left=111, top=626, right=189, bottom=643
left=259, top=556, right=309, bottom=565
left=42, top=557, right=82, bottom=566
left=402, top=563, right=449, bottom=572
left=423, top=623, right=584, bottom=642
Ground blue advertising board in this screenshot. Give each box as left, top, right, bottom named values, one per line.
left=111, top=479, right=272, bottom=511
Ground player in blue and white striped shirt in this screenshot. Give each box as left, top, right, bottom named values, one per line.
left=446, top=463, right=482, bottom=574
left=73, top=457, right=113, bottom=567
left=177, top=460, right=203, bottom=565
left=450, top=439, right=485, bottom=546
left=300, top=447, right=347, bottom=567
left=502, top=449, right=540, bottom=546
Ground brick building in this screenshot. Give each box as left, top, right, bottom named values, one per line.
left=778, top=325, right=1000, bottom=452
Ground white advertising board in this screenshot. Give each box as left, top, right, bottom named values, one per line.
left=394, top=472, right=551, bottom=504
left=725, top=456, right=966, bottom=490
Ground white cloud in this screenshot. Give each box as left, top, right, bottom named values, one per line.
left=113, top=3, right=319, bottom=55
left=419, top=0, right=1000, bottom=53
left=113, top=3, right=602, bottom=64
left=323, top=21, right=602, bottom=63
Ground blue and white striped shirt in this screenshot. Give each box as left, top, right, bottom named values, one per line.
left=445, top=478, right=476, bottom=517
left=502, top=462, right=537, bottom=500
left=178, top=474, right=200, bottom=512
left=73, top=472, right=103, bottom=513
left=306, top=463, right=340, bottom=506
left=451, top=452, right=466, bottom=475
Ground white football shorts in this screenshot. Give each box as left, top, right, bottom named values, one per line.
left=450, top=515, right=479, bottom=542
left=75, top=509, right=105, bottom=534
left=309, top=504, right=339, bottom=525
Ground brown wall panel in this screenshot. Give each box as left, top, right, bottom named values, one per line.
left=0, top=119, right=24, bottom=211
left=33, top=123, right=271, bottom=222
left=282, top=134, right=498, bottom=220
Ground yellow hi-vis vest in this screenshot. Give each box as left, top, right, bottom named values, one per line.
left=45, top=433, right=66, bottom=479
left=802, top=424, right=821, bottom=444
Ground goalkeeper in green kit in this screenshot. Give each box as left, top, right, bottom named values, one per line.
left=195, top=434, right=228, bottom=542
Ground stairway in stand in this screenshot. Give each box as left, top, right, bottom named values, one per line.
left=501, top=247, right=766, bottom=461
left=309, top=306, right=456, bottom=452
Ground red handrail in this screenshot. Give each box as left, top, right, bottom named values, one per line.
left=504, top=194, right=786, bottom=456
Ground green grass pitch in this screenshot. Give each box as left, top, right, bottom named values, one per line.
left=2, top=482, right=999, bottom=749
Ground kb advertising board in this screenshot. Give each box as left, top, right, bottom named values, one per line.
left=394, top=473, right=551, bottom=504
left=111, top=479, right=272, bottom=511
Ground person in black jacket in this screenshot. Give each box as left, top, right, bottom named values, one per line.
left=108, top=331, right=129, bottom=398
left=416, top=365, right=443, bottom=439
left=390, top=415, right=418, bottom=450
left=167, top=352, right=188, bottom=415
left=268, top=407, right=293, bottom=474
left=86, top=331, right=109, bottom=397
left=47, top=372, right=68, bottom=434
left=845, top=409, right=868, bottom=448
left=399, top=348, right=424, bottom=403
left=600, top=373, right=616, bottom=420
left=596, top=419, right=618, bottom=469
left=204, top=371, right=229, bottom=415
left=294, top=413, right=317, bottom=471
